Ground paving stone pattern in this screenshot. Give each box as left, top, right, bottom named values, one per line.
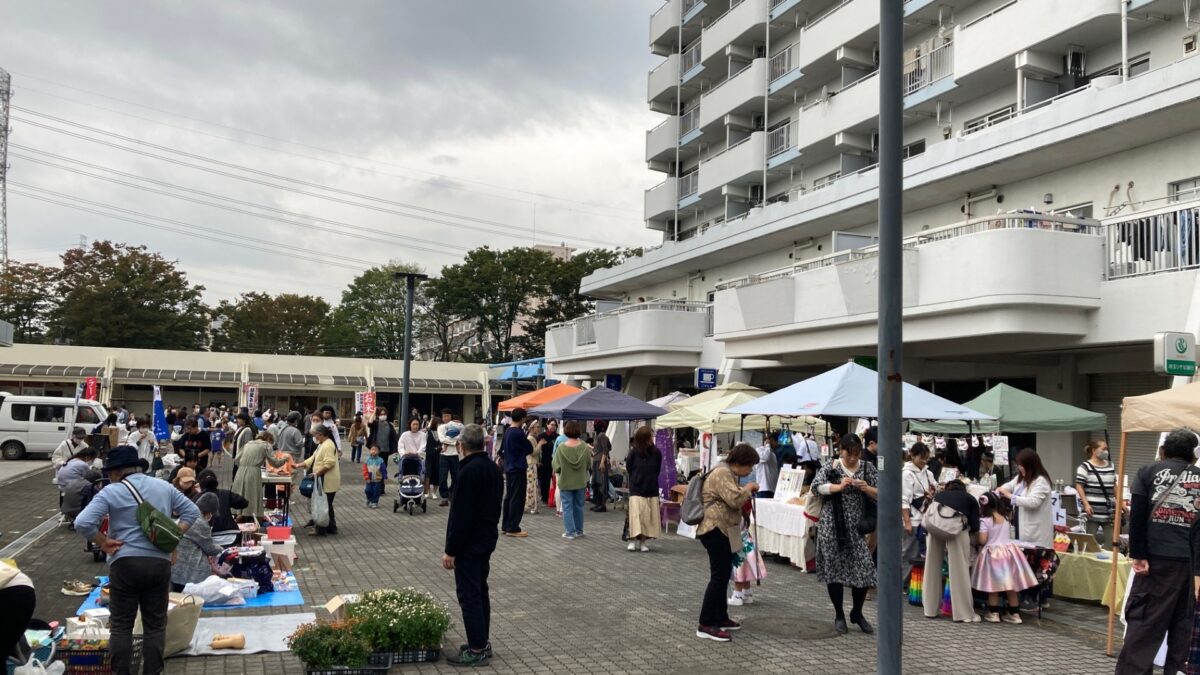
left=7, top=459, right=1122, bottom=674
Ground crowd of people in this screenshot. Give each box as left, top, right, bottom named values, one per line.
left=14, top=392, right=1200, bottom=672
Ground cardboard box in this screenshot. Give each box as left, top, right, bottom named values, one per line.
left=322, top=594, right=360, bottom=620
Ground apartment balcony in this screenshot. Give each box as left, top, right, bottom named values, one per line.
left=678, top=169, right=701, bottom=208
left=651, top=0, right=681, bottom=54
left=679, top=105, right=703, bottom=146
left=953, top=0, right=1120, bottom=80
left=698, top=132, right=765, bottom=196
left=698, top=58, right=766, bottom=130
left=545, top=301, right=712, bottom=375
left=713, top=215, right=1104, bottom=359
left=681, top=40, right=705, bottom=85
left=768, top=42, right=803, bottom=95
left=793, top=71, right=877, bottom=152
left=648, top=53, right=681, bottom=106
left=795, top=0, right=878, bottom=75
left=903, top=40, right=955, bottom=108
left=644, top=178, right=679, bottom=225
left=646, top=116, right=680, bottom=164
left=702, top=0, right=770, bottom=67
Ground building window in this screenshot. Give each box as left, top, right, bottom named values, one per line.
left=963, top=105, right=1016, bottom=134
left=10, top=404, right=29, bottom=422
left=1090, top=53, right=1150, bottom=79
left=1053, top=202, right=1094, bottom=219
left=1170, top=177, right=1200, bottom=203
left=901, top=139, right=926, bottom=160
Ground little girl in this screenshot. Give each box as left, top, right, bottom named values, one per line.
left=971, top=491, right=1039, bottom=623
left=729, top=498, right=767, bottom=606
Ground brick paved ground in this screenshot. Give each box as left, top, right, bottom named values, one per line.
left=6, top=460, right=1124, bottom=674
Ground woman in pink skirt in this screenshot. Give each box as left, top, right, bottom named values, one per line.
left=971, top=492, right=1039, bottom=623
left=729, top=498, right=767, bottom=606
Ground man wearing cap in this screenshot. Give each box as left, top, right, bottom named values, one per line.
left=75, top=445, right=200, bottom=675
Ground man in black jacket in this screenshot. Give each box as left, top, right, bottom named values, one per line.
left=442, top=423, right=501, bottom=667
left=499, top=408, right=532, bottom=538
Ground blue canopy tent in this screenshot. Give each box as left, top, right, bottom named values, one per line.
left=528, top=386, right=667, bottom=421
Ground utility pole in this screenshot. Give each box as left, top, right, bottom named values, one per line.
left=0, top=67, right=10, bottom=274
left=876, top=1, right=905, bottom=674
left=393, top=271, right=427, bottom=426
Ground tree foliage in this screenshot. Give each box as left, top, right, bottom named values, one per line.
left=0, top=261, right=59, bottom=343
left=211, top=292, right=332, bottom=355
left=50, top=241, right=210, bottom=350
left=414, top=279, right=473, bottom=363
left=325, top=262, right=424, bottom=358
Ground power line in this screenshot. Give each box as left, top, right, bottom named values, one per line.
left=9, top=74, right=642, bottom=216
left=9, top=149, right=462, bottom=259
left=8, top=185, right=384, bottom=272
left=11, top=108, right=618, bottom=248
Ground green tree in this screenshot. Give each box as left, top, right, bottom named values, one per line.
left=514, top=248, right=631, bottom=356
left=211, top=292, right=332, bottom=355
left=325, top=262, right=423, bottom=358
left=433, top=247, right=555, bottom=361
left=49, top=241, right=210, bottom=350
left=0, top=261, right=60, bottom=343
left=414, top=278, right=473, bottom=362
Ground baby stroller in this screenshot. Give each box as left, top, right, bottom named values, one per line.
left=393, top=455, right=427, bottom=515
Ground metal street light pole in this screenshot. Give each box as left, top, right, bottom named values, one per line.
left=876, top=0, right=904, bottom=673
left=394, top=271, right=428, bottom=426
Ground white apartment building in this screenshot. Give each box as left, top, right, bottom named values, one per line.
left=546, top=0, right=1200, bottom=480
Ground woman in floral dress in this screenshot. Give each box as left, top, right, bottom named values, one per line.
left=811, top=433, right=878, bottom=635
left=524, top=420, right=542, bottom=514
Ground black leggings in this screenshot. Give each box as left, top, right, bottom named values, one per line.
left=827, top=583, right=868, bottom=622
left=0, top=586, right=36, bottom=661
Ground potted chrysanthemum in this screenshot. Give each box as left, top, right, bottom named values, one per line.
left=346, top=588, right=452, bottom=664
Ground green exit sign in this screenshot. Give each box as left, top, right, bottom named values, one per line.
left=1155, top=332, right=1196, bottom=376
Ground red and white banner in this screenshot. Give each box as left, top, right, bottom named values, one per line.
left=245, top=383, right=259, bottom=411
left=361, top=391, right=377, bottom=418
left=83, top=377, right=99, bottom=401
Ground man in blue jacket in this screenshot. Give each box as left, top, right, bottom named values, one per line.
left=442, top=424, right=502, bottom=667
left=498, top=408, right=532, bottom=538
left=76, top=445, right=200, bottom=675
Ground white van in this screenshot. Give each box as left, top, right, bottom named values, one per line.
left=0, top=393, right=109, bottom=460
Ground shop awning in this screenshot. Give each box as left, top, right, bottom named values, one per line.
left=498, top=382, right=582, bottom=412
left=910, top=383, right=1107, bottom=434
left=116, top=368, right=239, bottom=383
left=0, top=364, right=104, bottom=378
left=374, top=377, right=483, bottom=391
left=723, top=362, right=994, bottom=422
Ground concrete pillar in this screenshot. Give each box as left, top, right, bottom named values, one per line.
left=1035, top=356, right=1085, bottom=485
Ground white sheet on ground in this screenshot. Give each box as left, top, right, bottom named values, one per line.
left=178, top=612, right=315, bottom=656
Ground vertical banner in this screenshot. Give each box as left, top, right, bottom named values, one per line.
left=245, top=383, right=259, bottom=412
left=84, top=377, right=99, bottom=400
left=354, top=391, right=365, bottom=414
left=362, top=392, right=377, bottom=418
left=152, top=385, right=170, bottom=441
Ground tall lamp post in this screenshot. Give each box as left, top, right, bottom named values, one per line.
left=393, top=271, right=428, bottom=426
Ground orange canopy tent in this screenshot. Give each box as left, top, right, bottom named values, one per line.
left=497, top=383, right=583, bottom=413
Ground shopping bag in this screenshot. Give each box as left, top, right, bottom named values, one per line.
left=311, top=477, right=330, bottom=528
left=14, top=658, right=65, bottom=675
left=547, top=474, right=556, bottom=508
left=135, top=593, right=203, bottom=657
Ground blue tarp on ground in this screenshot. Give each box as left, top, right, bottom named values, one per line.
left=76, top=573, right=304, bottom=613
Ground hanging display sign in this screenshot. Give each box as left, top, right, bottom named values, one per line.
left=1154, top=331, right=1196, bottom=376
left=990, top=435, right=1010, bottom=466
left=361, top=391, right=377, bottom=418
left=245, top=383, right=259, bottom=411
left=694, top=368, right=718, bottom=390
left=84, top=377, right=99, bottom=400
left=355, top=392, right=364, bottom=414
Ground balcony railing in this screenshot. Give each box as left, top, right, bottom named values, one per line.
left=680, top=106, right=700, bottom=136
left=1105, top=197, right=1200, bottom=279
left=681, top=41, right=702, bottom=74
left=767, top=122, right=793, bottom=157
left=701, top=134, right=754, bottom=164
left=962, top=84, right=1090, bottom=136
left=715, top=212, right=1101, bottom=289
left=702, top=60, right=754, bottom=98
left=805, top=0, right=852, bottom=28
left=770, top=0, right=789, bottom=6
left=575, top=316, right=597, bottom=346
left=682, top=0, right=701, bottom=13
left=769, top=43, right=800, bottom=82
left=679, top=170, right=699, bottom=198
left=707, top=0, right=746, bottom=31
left=903, top=40, right=954, bottom=96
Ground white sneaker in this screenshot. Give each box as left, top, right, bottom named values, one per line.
left=743, top=593, right=754, bottom=604
left=728, top=593, right=744, bottom=607
left=640, top=543, right=651, bottom=552
left=627, top=541, right=638, bottom=551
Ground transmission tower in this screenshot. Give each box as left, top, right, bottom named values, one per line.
left=0, top=67, right=9, bottom=273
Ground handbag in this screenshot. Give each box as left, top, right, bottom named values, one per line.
left=299, top=475, right=314, bottom=498
left=857, top=495, right=878, bottom=535
left=923, top=502, right=967, bottom=540
left=134, top=593, right=202, bottom=657
left=121, top=479, right=183, bottom=553
left=311, top=477, right=330, bottom=528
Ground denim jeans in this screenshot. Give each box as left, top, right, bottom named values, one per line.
left=364, top=480, right=383, bottom=504
left=560, top=488, right=585, bottom=536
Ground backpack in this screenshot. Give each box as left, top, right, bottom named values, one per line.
left=680, top=469, right=713, bottom=526
left=122, top=479, right=184, bottom=553
left=923, top=501, right=967, bottom=541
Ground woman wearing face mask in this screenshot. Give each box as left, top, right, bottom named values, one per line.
left=1074, top=440, right=1120, bottom=546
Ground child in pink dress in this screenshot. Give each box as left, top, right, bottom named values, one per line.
left=971, top=492, right=1039, bottom=624
left=729, top=498, right=767, bottom=606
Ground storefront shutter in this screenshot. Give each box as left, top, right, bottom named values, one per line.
left=1089, top=372, right=1170, bottom=478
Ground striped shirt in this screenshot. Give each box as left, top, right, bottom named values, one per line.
left=1075, top=461, right=1116, bottom=522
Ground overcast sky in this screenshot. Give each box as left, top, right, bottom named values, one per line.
left=1, top=1, right=662, bottom=302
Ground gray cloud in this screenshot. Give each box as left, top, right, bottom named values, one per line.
left=1, top=0, right=664, bottom=302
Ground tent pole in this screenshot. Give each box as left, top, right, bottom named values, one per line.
left=1105, top=431, right=1129, bottom=657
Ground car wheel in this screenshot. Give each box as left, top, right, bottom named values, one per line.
left=1, top=441, right=26, bottom=460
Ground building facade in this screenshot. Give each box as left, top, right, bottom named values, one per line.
left=0, top=344, right=493, bottom=422
left=546, top=0, right=1200, bottom=481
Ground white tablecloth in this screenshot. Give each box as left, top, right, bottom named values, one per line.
left=676, top=452, right=700, bottom=477
left=753, top=498, right=814, bottom=569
